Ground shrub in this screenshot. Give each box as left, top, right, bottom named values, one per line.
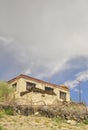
left=83, top=119, right=88, bottom=125
left=0, top=110, right=5, bottom=118
left=0, top=81, right=14, bottom=103
left=4, top=107, right=14, bottom=115
left=0, top=126, right=7, bottom=130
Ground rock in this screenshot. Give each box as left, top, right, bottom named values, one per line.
left=34, top=112, right=39, bottom=116
left=67, top=120, right=77, bottom=125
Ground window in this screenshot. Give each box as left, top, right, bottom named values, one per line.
left=45, top=86, right=54, bottom=92
left=60, top=91, right=66, bottom=101
left=26, top=82, right=36, bottom=90
left=12, top=83, right=17, bottom=91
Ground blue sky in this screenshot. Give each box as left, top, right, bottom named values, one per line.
left=0, top=0, right=88, bottom=105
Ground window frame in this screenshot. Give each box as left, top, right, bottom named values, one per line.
left=60, top=91, right=66, bottom=101
left=45, top=86, right=54, bottom=93
left=12, top=82, right=17, bottom=91
left=26, top=81, right=36, bottom=91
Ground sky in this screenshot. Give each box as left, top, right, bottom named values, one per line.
left=0, top=0, right=88, bottom=105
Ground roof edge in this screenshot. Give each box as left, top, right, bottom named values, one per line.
left=8, top=74, right=69, bottom=90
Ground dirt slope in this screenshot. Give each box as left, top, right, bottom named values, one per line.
left=0, top=115, right=88, bottom=130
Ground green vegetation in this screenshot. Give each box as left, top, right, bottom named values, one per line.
left=0, top=110, right=5, bottom=118
left=83, top=119, right=88, bottom=125
left=0, top=81, right=14, bottom=102
left=0, top=81, right=14, bottom=117
left=0, top=126, right=7, bottom=130
left=0, top=108, right=14, bottom=117
left=52, top=117, right=65, bottom=124
left=4, top=107, right=14, bottom=115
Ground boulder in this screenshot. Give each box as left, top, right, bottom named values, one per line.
left=67, top=120, right=77, bottom=125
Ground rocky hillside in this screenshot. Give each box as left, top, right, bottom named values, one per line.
left=0, top=101, right=88, bottom=130
left=0, top=115, right=88, bottom=130
left=0, top=101, right=88, bottom=122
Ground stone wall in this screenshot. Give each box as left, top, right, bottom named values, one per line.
left=9, top=77, right=70, bottom=105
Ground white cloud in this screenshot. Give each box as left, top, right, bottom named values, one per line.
left=76, top=71, right=88, bottom=81
left=74, top=88, right=83, bottom=94
left=65, top=80, right=79, bottom=88
left=24, top=69, right=31, bottom=75
left=65, top=70, right=88, bottom=88
left=0, top=36, right=13, bottom=45
left=0, top=1, right=88, bottom=79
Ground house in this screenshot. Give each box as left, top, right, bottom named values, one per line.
left=8, top=74, right=70, bottom=105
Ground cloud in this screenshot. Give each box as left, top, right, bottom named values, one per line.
left=65, top=70, right=88, bottom=88
left=0, top=36, right=13, bottom=45
left=0, top=1, right=88, bottom=79
left=76, top=71, right=88, bottom=81
left=74, top=88, right=83, bottom=94
left=65, top=80, right=79, bottom=89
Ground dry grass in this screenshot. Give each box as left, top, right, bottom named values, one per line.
left=0, top=102, right=88, bottom=130
left=0, top=115, right=88, bottom=130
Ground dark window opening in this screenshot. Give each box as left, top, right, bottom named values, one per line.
left=12, top=83, right=17, bottom=91
left=26, top=82, right=36, bottom=91
left=60, top=91, right=66, bottom=101
left=45, top=86, right=54, bottom=92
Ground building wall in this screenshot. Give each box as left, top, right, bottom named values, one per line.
left=9, top=77, right=70, bottom=105
left=54, top=88, right=70, bottom=102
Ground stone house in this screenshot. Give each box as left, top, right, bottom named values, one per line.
left=8, top=74, right=70, bottom=105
